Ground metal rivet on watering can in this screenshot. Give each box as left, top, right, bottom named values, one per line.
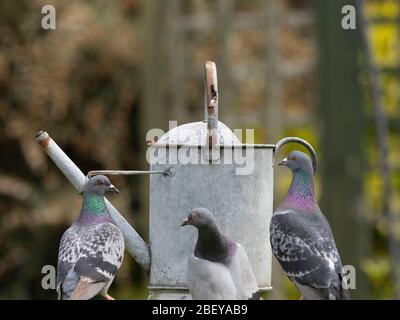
left=35, top=61, right=318, bottom=300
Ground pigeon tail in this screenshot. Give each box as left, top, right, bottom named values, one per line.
left=331, top=274, right=351, bottom=300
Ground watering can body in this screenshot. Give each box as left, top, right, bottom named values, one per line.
left=147, top=141, right=275, bottom=299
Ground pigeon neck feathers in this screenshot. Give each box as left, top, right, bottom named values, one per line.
left=280, top=169, right=318, bottom=214
left=77, top=192, right=112, bottom=224
left=194, top=223, right=235, bottom=264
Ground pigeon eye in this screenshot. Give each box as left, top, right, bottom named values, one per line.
left=290, top=155, right=297, bottom=161
left=97, top=180, right=105, bottom=186
left=192, top=213, right=198, bottom=219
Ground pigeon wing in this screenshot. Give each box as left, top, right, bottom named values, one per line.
left=270, top=210, right=342, bottom=298
left=187, top=255, right=239, bottom=300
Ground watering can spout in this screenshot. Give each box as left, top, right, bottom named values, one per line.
left=35, top=130, right=151, bottom=272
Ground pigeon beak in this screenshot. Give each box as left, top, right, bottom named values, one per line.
left=181, top=219, right=189, bottom=227
left=108, top=184, right=120, bottom=194
left=278, top=157, right=288, bottom=166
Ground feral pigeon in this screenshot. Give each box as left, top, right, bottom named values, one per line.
left=181, top=208, right=260, bottom=300
left=57, top=175, right=124, bottom=300
left=270, top=151, right=350, bottom=300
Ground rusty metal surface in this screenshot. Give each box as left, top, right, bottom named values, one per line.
left=204, top=61, right=218, bottom=138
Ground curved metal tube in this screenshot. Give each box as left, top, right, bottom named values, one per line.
left=273, top=137, right=318, bottom=175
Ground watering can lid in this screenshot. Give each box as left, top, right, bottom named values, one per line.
left=154, top=120, right=241, bottom=146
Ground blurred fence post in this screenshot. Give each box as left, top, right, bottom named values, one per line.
left=314, top=0, right=369, bottom=298
left=141, top=0, right=168, bottom=241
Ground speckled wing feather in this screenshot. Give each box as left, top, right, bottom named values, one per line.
left=270, top=209, right=348, bottom=299
left=57, top=222, right=124, bottom=300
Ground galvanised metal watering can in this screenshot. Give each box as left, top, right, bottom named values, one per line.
left=35, top=61, right=317, bottom=299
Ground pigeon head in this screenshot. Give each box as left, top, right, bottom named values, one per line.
left=82, top=175, right=120, bottom=196
left=181, top=208, right=216, bottom=229
left=278, top=151, right=313, bottom=175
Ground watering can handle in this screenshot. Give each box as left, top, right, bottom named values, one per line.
left=273, top=137, right=318, bottom=175
left=205, top=61, right=218, bottom=145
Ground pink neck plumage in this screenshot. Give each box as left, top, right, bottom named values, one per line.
left=280, top=171, right=318, bottom=214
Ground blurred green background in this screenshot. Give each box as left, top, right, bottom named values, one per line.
left=0, top=0, right=399, bottom=299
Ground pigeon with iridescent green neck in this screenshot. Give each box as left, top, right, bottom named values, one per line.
left=57, top=175, right=124, bottom=300
left=270, top=151, right=350, bottom=300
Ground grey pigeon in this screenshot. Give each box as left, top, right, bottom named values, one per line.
left=270, top=151, right=350, bottom=300
left=182, top=208, right=260, bottom=300
left=57, top=175, right=124, bottom=300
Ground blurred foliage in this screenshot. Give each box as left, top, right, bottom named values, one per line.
left=0, top=0, right=147, bottom=299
